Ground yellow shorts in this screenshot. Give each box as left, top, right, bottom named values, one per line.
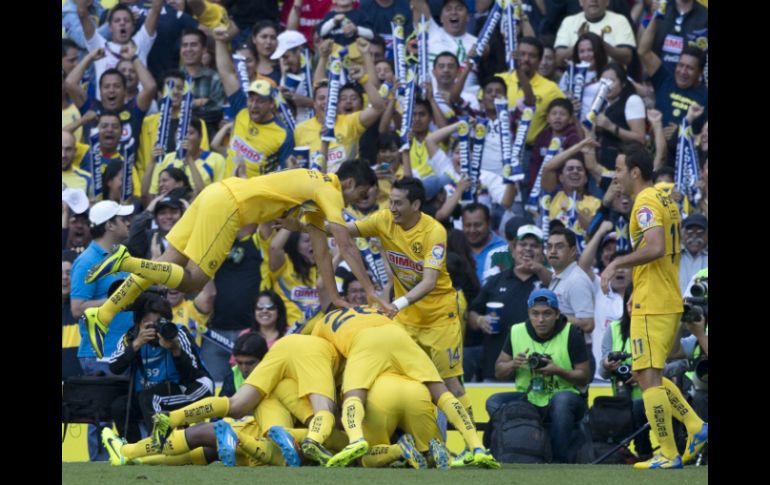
left=630, top=313, right=681, bottom=370
left=342, top=325, right=443, bottom=393
left=269, top=378, right=314, bottom=425
left=395, top=315, right=464, bottom=379
left=165, top=182, right=241, bottom=278
left=244, top=335, right=338, bottom=401
left=364, top=374, right=438, bottom=452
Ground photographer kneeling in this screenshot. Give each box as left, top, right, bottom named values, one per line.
left=486, top=288, right=591, bottom=463
left=598, top=284, right=652, bottom=460
left=109, top=292, right=214, bottom=442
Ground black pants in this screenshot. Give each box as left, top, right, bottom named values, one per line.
left=111, top=380, right=213, bottom=442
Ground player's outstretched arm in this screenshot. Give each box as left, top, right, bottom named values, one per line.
left=308, top=224, right=349, bottom=309
left=601, top=225, right=665, bottom=293
left=389, top=267, right=439, bottom=319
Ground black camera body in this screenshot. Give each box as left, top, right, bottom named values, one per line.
left=614, top=364, right=632, bottom=382
left=528, top=352, right=551, bottom=370
left=607, top=351, right=631, bottom=362
left=149, top=318, right=179, bottom=347
left=682, top=296, right=708, bottom=322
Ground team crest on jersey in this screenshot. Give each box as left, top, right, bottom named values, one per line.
left=249, top=126, right=259, bottom=136
left=636, top=206, right=654, bottom=229
left=119, top=110, right=130, bottom=121
left=411, top=242, right=423, bottom=255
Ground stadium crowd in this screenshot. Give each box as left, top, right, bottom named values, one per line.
left=62, top=0, right=708, bottom=469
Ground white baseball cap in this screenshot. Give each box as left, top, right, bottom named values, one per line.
left=89, top=200, right=134, bottom=225
left=62, top=188, right=90, bottom=215
left=270, top=30, right=307, bottom=60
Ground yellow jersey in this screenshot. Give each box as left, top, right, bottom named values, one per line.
left=171, top=299, right=211, bottom=347
left=62, top=103, right=83, bottom=144
left=409, top=137, right=435, bottom=178
left=355, top=210, right=457, bottom=326
left=629, top=186, right=683, bottom=315
left=136, top=112, right=211, bottom=191
left=270, top=256, right=321, bottom=331
left=312, top=305, right=391, bottom=357
left=62, top=166, right=94, bottom=196
left=496, top=71, right=566, bottom=145
left=226, top=92, right=294, bottom=178
left=149, top=150, right=227, bottom=194
left=221, top=169, right=347, bottom=230
left=195, top=0, right=229, bottom=28
left=294, top=113, right=367, bottom=173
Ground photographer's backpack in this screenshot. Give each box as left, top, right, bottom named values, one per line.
left=577, top=396, right=635, bottom=464
left=489, top=399, right=552, bottom=463
left=61, top=375, right=130, bottom=443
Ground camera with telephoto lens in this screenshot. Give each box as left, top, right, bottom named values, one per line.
left=607, top=351, right=631, bottom=362
left=682, top=296, right=708, bottom=322
left=613, top=363, right=634, bottom=399
left=149, top=318, right=178, bottom=346
left=528, top=352, right=551, bottom=370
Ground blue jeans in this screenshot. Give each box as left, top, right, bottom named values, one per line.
left=486, top=391, right=587, bottom=463
left=78, top=358, right=112, bottom=462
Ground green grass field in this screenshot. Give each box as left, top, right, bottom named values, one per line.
left=62, top=463, right=708, bottom=485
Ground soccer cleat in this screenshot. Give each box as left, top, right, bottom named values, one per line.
left=267, top=426, right=301, bottom=467
left=633, top=453, right=684, bottom=469
left=101, top=427, right=128, bottom=466
left=682, top=422, right=708, bottom=464
left=214, top=420, right=239, bottom=467
left=470, top=448, right=501, bottom=469
left=86, top=244, right=129, bottom=284
left=397, top=433, right=427, bottom=469
left=428, top=438, right=450, bottom=470
left=151, top=412, right=172, bottom=450
left=81, top=307, right=108, bottom=358
left=300, top=437, right=334, bottom=466
left=450, top=448, right=473, bottom=468
left=326, top=438, right=369, bottom=468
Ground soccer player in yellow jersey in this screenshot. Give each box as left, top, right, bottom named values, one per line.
left=211, top=28, right=294, bottom=178
left=82, top=160, right=390, bottom=358
left=312, top=306, right=499, bottom=469
left=601, top=144, right=707, bottom=469
left=148, top=334, right=342, bottom=466
left=346, top=177, right=474, bottom=415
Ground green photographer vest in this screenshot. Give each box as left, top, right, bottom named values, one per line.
left=511, top=321, right=580, bottom=407
left=609, top=321, right=642, bottom=400
left=232, top=365, right=245, bottom=392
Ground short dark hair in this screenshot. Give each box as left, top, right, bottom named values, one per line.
left=461, top=202, right=490, bottom=223
left=377, top=132, right=400, bottom=152
left=342, top=273, right=361, bottom=297
left=442, top=0, right=468, bottom=11
left=393, top=177, right=426, bottom=209
left=549, top=225, right=577, bottom=248
left=653, top=166, right=675, bottom=183
left=519, top=36, right=544, bottom=60
left=547, top=98, right=574, bottom=116
left=161, top=70, right=186, bottom=86
left=161, top=166, right=192, bottom=190
left=413, top=98, right=432, bottom=116
left=681, top=46, right=706, bottom=71
left=337, top=159, right=378, bottom=188
left=131, top=292, right=173, bottom=326
left=99, top=68, right=127, bottom=89
left=233, top=331, right=269, bottom=360
left=62, top=38, right=79, bottom=57
left=181, top=28, right=207, bottom=47
left=108, top=4, right=133, bottom=24
left=433, top=51, right=459, bottom=68
left=481, top=75, right=507, bottom=92
left=370, top=35, right=386, bottom=49
left=188, top=116, right=203, bottom=135
left=621, top=142, right=654, bottom=181
left=340, top=82, right=364, bottom=99
left=98, top=110, right=122, bottom=124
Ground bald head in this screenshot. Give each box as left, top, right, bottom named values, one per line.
left=62, top=130, right=76, bottom=171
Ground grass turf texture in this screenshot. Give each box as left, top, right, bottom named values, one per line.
left=63, top=463, right=707, bottom=484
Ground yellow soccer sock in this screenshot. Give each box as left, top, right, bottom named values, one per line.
left=96, top=274, right=151, bottom=324
left=662, top=377, right=705, bottom=435
left=121, top=256, right=185, bottom=288
left=137, top=447, right=208, bottom=466
left=437, top=392, right=483, bottom=451
left=123, top=437, right=157, bottom=459
left=457, top=393, right=475, bottom=422
left=341, top=397, right=366, bottom=443
left=361, top=444, right=403, bottom=468
left=236, top=433, right=284, bottom=466
left=168, top=397, right=230, bottom=428
left=325, top=429, right=350, bottom=452
left=642, top=386, right=679, bottom=458
left=162, top=429, right=192, bottom=456
left=305, top=410, right=335, bottom=445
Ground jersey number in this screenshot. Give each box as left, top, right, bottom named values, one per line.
left=633, top=338, right=644, bottom=357
left=446, top=346, right=461, bottom=368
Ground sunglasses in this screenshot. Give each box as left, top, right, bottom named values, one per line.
left=256, top=303, right=276, bottom=310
